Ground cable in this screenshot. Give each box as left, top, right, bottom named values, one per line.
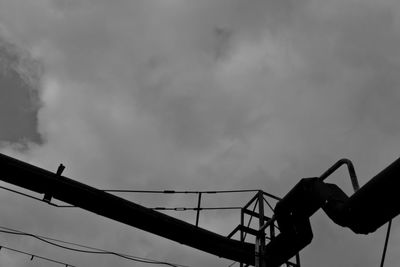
left=0, top=228, right=181, bottom=266
left=0, top=185, right=44, bottom=202
left=103, top=189, right=281, bottom=201
left=103, top=189, right=268, bottom=195
left=0, top=226, right=117, bottom=253
left=0, top=226, right=189, bottom=267
left=380, top=219, right=392, bottom=267
left=0, top=226, right=168, bottom=264
left=152, top=207, right=242, bottom=211
left=0, top=185, right=74, bottom=208
left=0, top=244, right=76, bottom=266
left=0, top=185, right=280, bottom=208
left=0, top=185, right=242, bottom=212
left=0, top=228, right=185, bottom=266
left=0, top=184, right=278, bottom=265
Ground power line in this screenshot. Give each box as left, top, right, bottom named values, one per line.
left=152, top=206, right=242, bottom=211
left=103, top=189, right=281, bottom=200
left=0, top=229, right=185, bottom=267
left=0, top=226, right=189, bottom=267
left=0, top=184, right=280, bottom=209
left=0, top=179, right=280, bottom=198
left=103, top=189, right=260, bottom=194
left=0, top=185, right=74, bottom=207
left=0, top=185, right=248, bottom=211
left=0, top=226, right=159, bottom=261
left=0, top=244, right=76, bottom=266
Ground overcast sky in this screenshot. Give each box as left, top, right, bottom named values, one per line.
left=1, top=0, right=400, bottom=266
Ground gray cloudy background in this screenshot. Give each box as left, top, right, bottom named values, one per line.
left=0, top=0, right=400, bottom=266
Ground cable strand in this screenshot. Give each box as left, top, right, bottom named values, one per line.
left=0, top=226, right=188, bottom=267
left=0, top=244, right=76, bottom=266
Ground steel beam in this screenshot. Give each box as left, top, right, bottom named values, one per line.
left=0, top=153, right=256, bottom=265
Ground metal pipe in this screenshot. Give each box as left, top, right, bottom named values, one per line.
left=0, top=153, right=256, bottom=265
left=319, top=158, right=359, bottom=192
left=344, top=157, right=400, bottom=234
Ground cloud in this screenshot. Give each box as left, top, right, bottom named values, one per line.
left=1, top=0, right=400, bottom=266
left=0, top=36, right=42, bottom=145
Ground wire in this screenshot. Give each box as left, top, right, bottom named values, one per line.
left=0, top=226, right=189, bottom=267
left=0, top=185, right=243, bottom=212
left=0, top=185, right=74, bottom=208
left=0, top=244, right=76, bottom=266
left=104, top=189, right=281, bottom=201
left=380, top=219, right=392, bottom=267
left=0, top=226, right=166, bottom=263
left=103, top=189, right=264, bottom=194
left=0, top=184, right=279, bottom=265
left=0, top=226, right=114, bottom=253
left=0, top=185, right=280, bottom=208
left=0, top=185, right=43, bottom=202
left=152, top=207, right=242, bottom=211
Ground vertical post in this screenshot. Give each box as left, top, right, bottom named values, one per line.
left=296, top=253, right=300, bottom=267
left=240, top=208, right=244, bottom=267
left=195, top=192, right=202, bottom=227
left=256, top=191, right=266, bottom=267
left=269, top=198, right=275, bottom=239
left=270, top=223, right=275, bottom=239
left=380, top=220, right=392, bottom=267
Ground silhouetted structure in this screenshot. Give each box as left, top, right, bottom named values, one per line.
left=0, top=153, right=399, bottom=266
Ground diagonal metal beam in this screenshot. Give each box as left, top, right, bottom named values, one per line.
left=0, top=153, right=256, bottom=265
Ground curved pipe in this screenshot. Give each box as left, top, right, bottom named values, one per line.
left=319, top=158, right=359, bottom=192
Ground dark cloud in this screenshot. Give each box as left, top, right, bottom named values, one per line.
left=0, top=36, right=42, bottom=145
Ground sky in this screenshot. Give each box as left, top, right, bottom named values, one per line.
left=0, top=0, right=400, bottom=266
